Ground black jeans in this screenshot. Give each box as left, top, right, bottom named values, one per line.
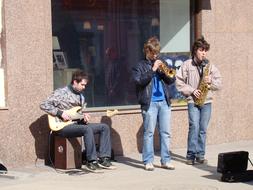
left=56, top=123, right=111, bottom=161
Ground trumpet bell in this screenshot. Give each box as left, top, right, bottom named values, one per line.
left=158, top=63, right=176, bottom=78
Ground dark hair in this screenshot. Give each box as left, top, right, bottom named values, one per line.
left=191, top=36, right=210, bottom=58
left=71, top=70, right=88, bottom=84
left=143, top=36, right=161, bottom=55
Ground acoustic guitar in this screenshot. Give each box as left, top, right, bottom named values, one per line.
left=48, top=106, right=118, bottom=131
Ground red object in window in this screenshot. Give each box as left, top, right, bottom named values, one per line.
left=63, top=0, right=72, bottom=9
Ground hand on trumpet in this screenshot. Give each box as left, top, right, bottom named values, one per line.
left=152, top=60, right=162, bottom=72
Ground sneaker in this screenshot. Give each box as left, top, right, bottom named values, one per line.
left=196, top=158, right=208, bottom=164
left=161, top=162, right=175, bottom=170
left=186, top=159, right=195, bottom=165
left=144, top=163, right=154, bottom=171
left=86, top=160, right=100, bottom=171
left=0, top=163, right=7, bottom=174
left=98, top=157, right=117, bottom=170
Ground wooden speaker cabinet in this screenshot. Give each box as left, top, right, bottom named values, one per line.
left=54, top=136, right=82, bottom=169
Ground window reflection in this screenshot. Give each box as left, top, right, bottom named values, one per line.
left=52, top=0, right=191, bottom=107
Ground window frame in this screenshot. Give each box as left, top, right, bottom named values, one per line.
left=51, top=0, right=202, bottom=112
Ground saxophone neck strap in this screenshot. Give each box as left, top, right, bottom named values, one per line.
left=193, top=59, right=204, bottom=78
left=193, top=58, right=210, bottom=79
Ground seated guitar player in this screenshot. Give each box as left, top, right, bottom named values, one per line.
left=40, top=69, right=116, bottom=171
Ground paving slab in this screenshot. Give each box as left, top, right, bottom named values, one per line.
left=0, top=141, right=253, bottom=190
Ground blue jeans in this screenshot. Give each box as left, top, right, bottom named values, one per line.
left=56, top=123, right=111, bottom=161
left=187, top=103, right=212, bottom=160
left=142, top=100, right=172, bottom=165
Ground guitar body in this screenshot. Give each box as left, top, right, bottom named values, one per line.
left=48, top=106, right=118, bottom=131
left=48, top=106, right=82, bottom=131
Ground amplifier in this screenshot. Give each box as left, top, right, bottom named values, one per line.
left=217, top=151, right=249, bottom=174
left=221, top=170, right=253, bottom=182
left=54, top=136, right=82, bottom=170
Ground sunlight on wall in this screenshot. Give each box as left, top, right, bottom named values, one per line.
left=0, top=68, right=5, bottom=107
left=0, top=0, right=5, bottom=107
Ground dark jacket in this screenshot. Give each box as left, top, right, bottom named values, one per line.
left=132, top=59, right=175, bottom=111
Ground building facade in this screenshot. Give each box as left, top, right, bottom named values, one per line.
left=0, top=0, right=253, bottom=167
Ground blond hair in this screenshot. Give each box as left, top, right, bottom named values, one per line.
left=143, top=36, right=161, bottom=55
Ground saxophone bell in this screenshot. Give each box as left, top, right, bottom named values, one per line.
left=194, top=62, right=210, bottom=106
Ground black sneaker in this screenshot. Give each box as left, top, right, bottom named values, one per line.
left=86, top=160, right=101, bottom=171
left=0, top=163, right=7, bottom=174
left=186, top=159, right=195, bottom=165
left=98, top=157, right=112, bottom=167
left=196, top=158, right=208, bottom=164
left=98, top=157, right=117, bottom=169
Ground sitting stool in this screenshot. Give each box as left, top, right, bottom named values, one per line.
left=54, top=136, right=82, bottom=169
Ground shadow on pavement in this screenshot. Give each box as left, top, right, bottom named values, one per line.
left=116, top=156, right=143, bottom=169
left=172, top=152, right=221, bottom=181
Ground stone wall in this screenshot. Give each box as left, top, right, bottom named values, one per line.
left=0, top=0, right=253, bottom=168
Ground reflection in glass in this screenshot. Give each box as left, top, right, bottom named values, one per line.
left=52, top=0, right=191, bottom=107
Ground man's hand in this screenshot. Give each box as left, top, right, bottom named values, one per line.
left=204, top=76, right=212, bottom=84
left=193, top=89, right=202, bottom=99
left=61, top=111, right=71, bottom=121
left=83, top=113, right=91, bottom=123
left=152, top=60, right=162, bottom=72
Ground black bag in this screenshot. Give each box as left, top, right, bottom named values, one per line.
left=0, top=163, right=7, bottom=174
left=217, top=151, right=253, bottom=182
left=217, top=151, right=248, bottom=173
left=221, top=170, right=253, bottom=183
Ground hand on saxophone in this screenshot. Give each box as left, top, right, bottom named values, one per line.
left=204, top=76, right=212, bottom=89
left=204, top=76, right=212, bottom=84
left=152, top=60, right=162, bottom=72
left=193, top=89, right=202, bottom=99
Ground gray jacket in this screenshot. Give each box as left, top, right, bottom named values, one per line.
left=40, top=85, right=84, bottom=117
left=176, top=59, right=222, bottom=104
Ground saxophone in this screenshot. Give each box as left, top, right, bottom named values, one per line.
left=157, top=59, right=176, bottom=78
left=194, top=60, right=210, bottom=106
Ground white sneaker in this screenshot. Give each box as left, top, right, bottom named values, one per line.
left=144, top=163, right=154, bottom=171
left=161, top=162, right=175, bottom=170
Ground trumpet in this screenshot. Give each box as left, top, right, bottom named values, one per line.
left=157, top=58, right=176, bottom=78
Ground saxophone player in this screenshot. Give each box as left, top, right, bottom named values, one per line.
left=132, top=36, right=176, bottom=171
left=176, top=36, right=222, bottom=165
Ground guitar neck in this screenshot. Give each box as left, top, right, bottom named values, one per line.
left=82, top=110, right=118, bottom=118
left=67, top=107, right=118, bottom=120
left=48, top=107, right=118, bottom=132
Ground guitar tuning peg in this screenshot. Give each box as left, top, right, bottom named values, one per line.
left=106, top=109, right=118, bottom=117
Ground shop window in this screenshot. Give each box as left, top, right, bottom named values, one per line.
left=51, top=0, right=193, bottom=108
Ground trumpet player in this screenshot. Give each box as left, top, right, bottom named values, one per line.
left=132, top=36, right=176, bottom=171
left=176, top=36, right=222, bottom=165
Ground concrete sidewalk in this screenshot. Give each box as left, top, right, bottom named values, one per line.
left=1, top=141, right=253, bottom=190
